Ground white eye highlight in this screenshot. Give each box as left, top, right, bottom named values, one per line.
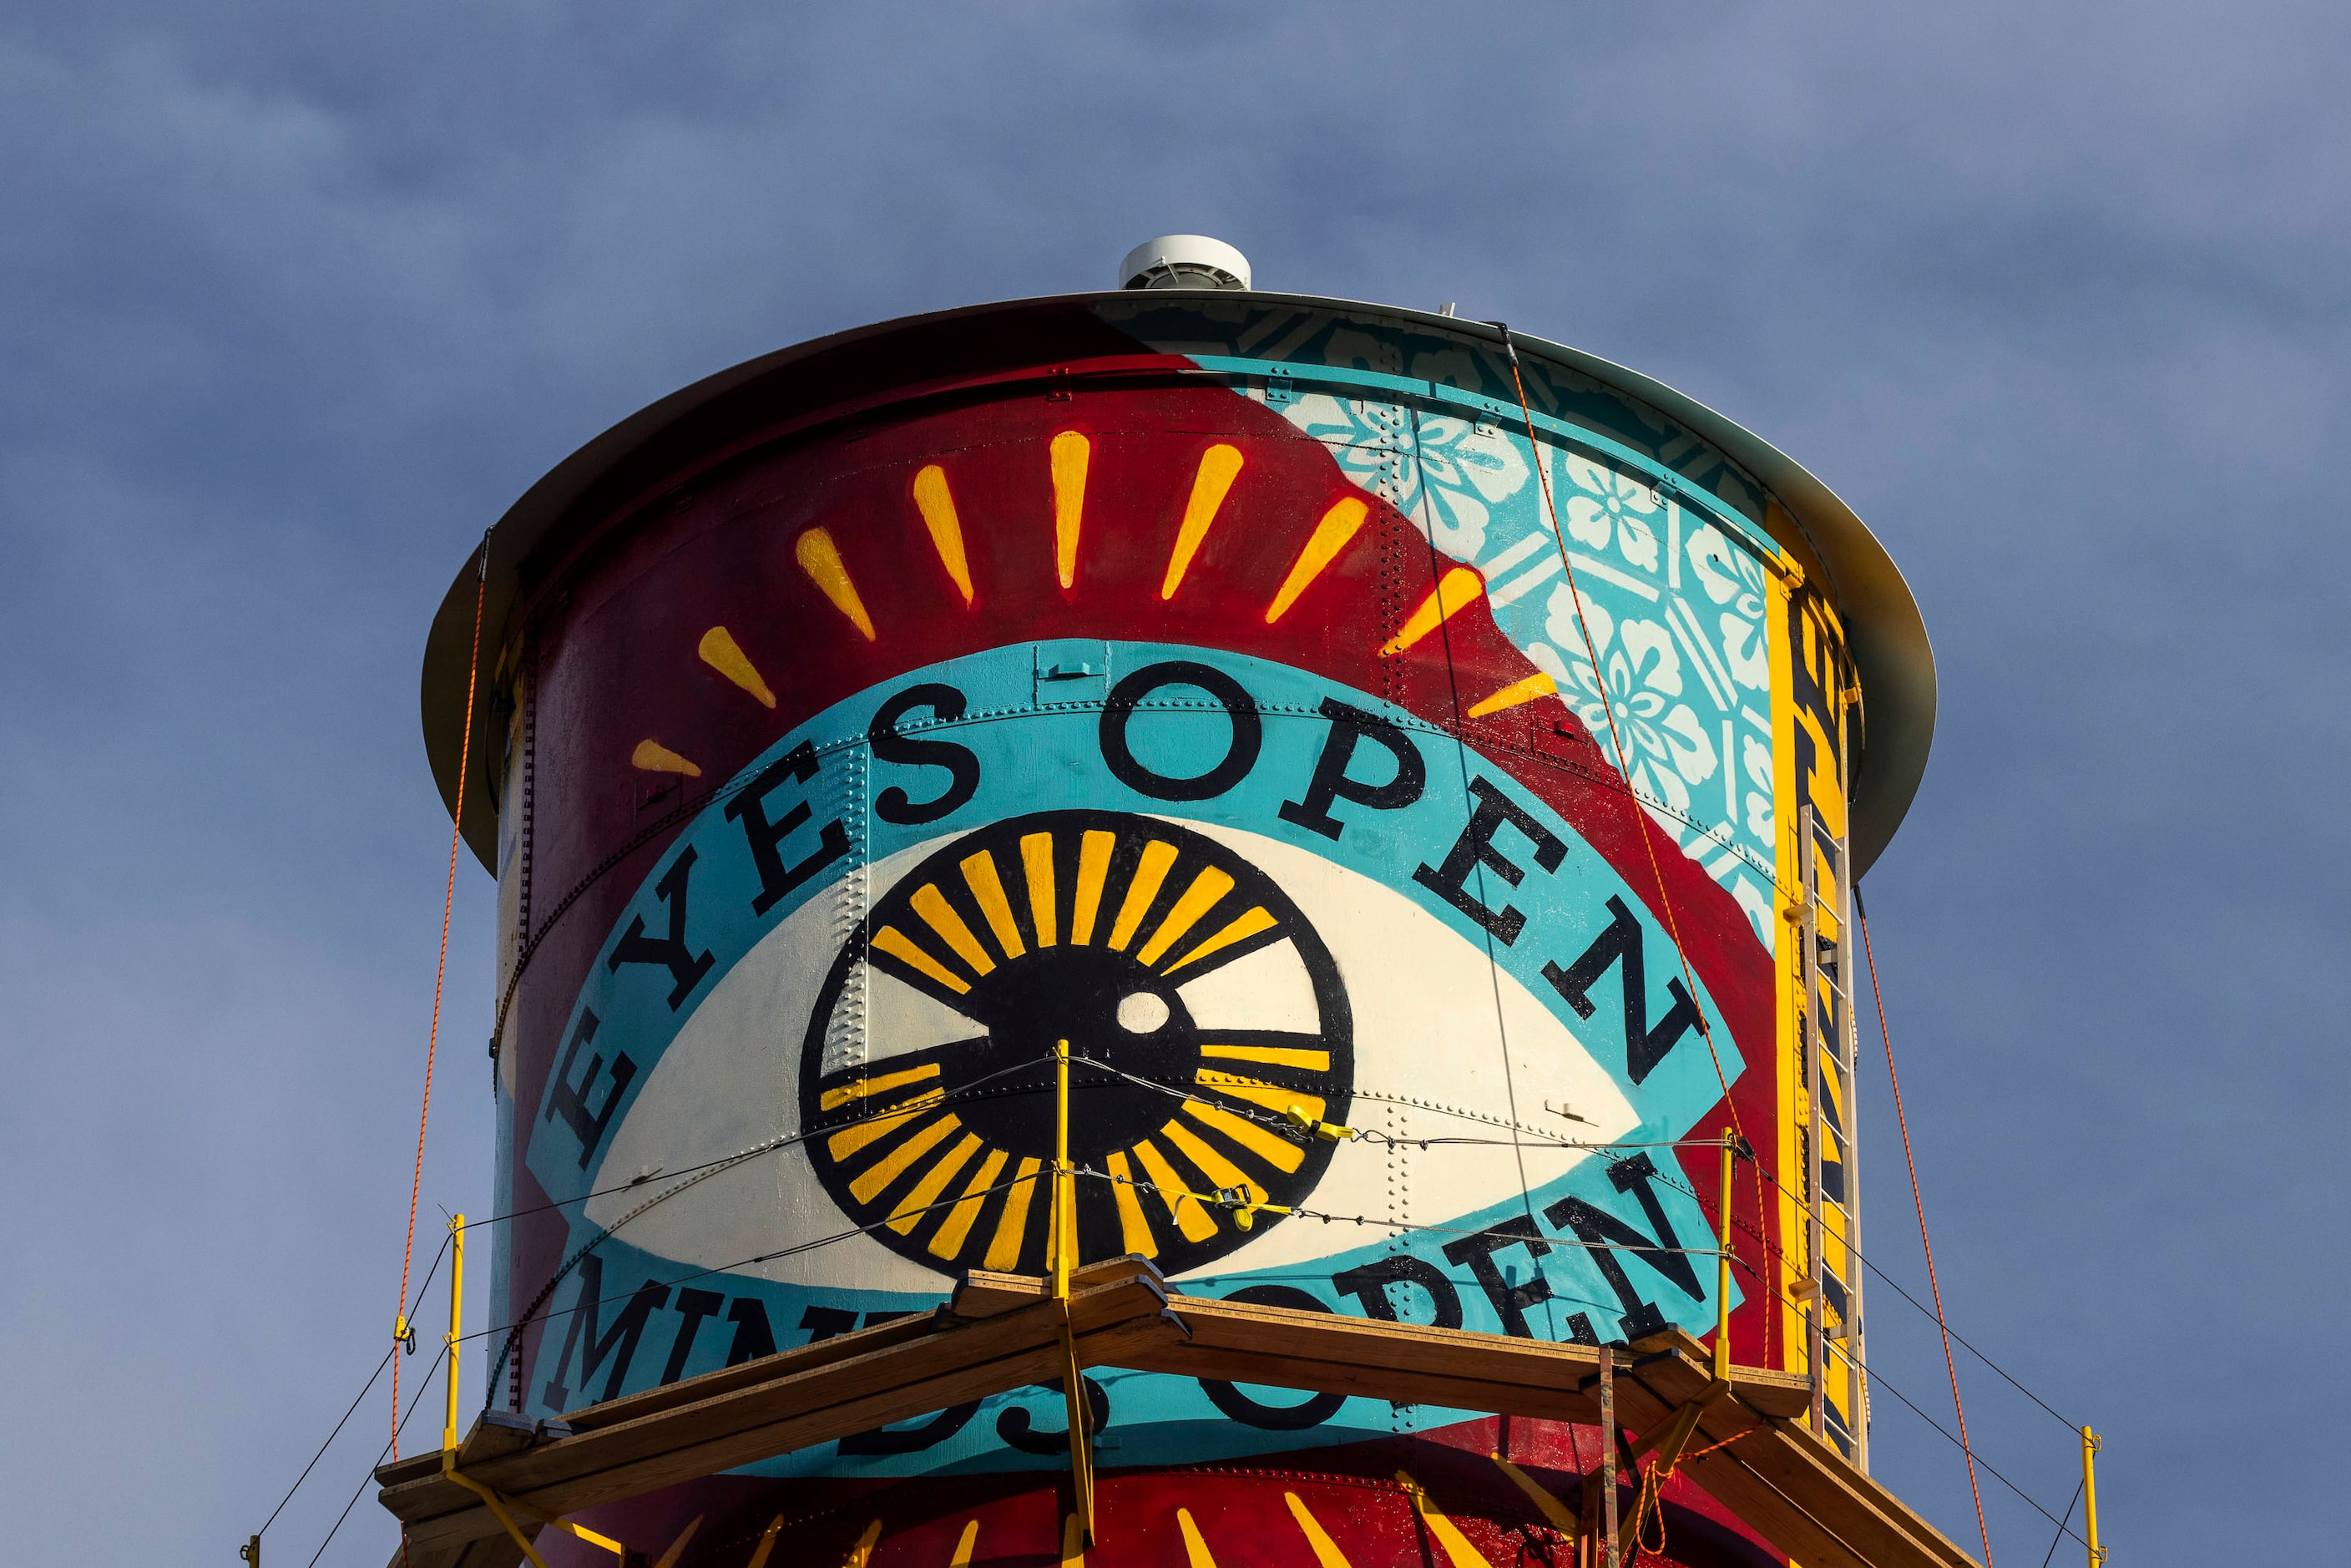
left=1116, top=991, right=1171, bottom=1033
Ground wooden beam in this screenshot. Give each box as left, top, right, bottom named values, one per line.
left=372, top=1259, right=1974, bottom=1568
left=378, top=1274, right=1176, bottom=1550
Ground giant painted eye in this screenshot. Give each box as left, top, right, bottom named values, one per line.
left=799, top=809, right=1352, bottom=1279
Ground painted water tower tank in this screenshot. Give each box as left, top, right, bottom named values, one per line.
left=420, top=241, right=1934, bottom=1566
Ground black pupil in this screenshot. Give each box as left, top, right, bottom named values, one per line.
left=928, top=943, right=1201, bottom=1161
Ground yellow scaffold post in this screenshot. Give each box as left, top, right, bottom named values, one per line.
left=1053, top=1039, right=1097, bottom=1546
left=434, top=1211, right=625, bottom=1568
left=2081, top=1426, right=2106, bottom=1567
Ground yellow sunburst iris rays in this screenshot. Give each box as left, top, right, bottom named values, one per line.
left=818, top=822, right=1337, bottom=1272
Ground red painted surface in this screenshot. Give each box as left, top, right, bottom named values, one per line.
left=496, top=367, right=1787, bottom=1565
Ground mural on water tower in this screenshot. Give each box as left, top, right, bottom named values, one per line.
left=432, top=286, right=1909, bottom=1560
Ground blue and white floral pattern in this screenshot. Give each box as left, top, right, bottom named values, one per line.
left=1272, top=364, right=1780, bottom=945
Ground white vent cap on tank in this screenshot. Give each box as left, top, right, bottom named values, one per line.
left=1117, top=235, right=1251, bottom=291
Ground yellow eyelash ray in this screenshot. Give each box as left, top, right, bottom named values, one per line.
left=696, top=626, right=776, bottom=707
left=1021, top=832, right=1058, bottom=948
left=848, top=1112, right=963, bottom=1204
left=1161, top=443, right=1246, bottom=599
left=1071, top=829, right=1116, bottom=944
left=1051, top=430, right=1090, bottom=589
left=1265, top=497, right=1370, bottom=623
left=1130, top=1137, right=1217, bottom=1242
left=1177, top=1510, right=1218, bottom=1568
left=948, top=1520, right=981, bottom=1568
left=1283, top=1494, right=1354, bottom=1568
left=1160, top=1118, right=1266, bottom=1206
left=1184, top=1098, right=1306, bottom=1174
left=1466, top=670, right=1558, bottom=718
left=1196, top=1070, right=1326, bottom=1125
left=912, top=464, right=973, bottom=604
left=870, top=925, right=969, bottom=994
left=794, top=527, right=877, bottom=640
left=1491, top=1453, right=1579, bottom=1534
left=1161, top=907, right=1277, bottom=974
left=929, top=1148, right=1010, bottom=1262
left=1102, top=1151, right=1160, bottom=1259
left=959, top=851, right=1027, bottom=959
left=1108, top=840, right=1180, bottom=950
left=1380, top=566, right=1484, bottom=655
left=1136, top=867, right=1235, bottom=967
left=1200, top=1043, right=1331, bottom=1070
left=887, top=1131, right=983, bottom=1233
left=826, top=1089, right=946, bottom=1161
left=983, top=1156, right=1044, bottom=1270
left=819, top=1061, right=940, bottom=1112
left=911, top=884, right=995, bottom=977
left=631, top=740, right=703, bottom=777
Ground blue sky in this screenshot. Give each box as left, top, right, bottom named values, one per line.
left=2, top=4, right=2343, bottom=1563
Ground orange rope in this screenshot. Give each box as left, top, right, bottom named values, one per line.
left=1859, top=897, right=1994, bottom=1568
left=392, top=534, right=491, bottom=1458
left=1498, top=335, right=1764, bottom=1363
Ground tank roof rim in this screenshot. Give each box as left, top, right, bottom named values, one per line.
left=421, top=290, right=1933, bottom=876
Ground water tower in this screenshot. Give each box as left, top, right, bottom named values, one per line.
left=402, top=236, right=1937, bottom=1566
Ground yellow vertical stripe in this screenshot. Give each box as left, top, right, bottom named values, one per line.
left=696, top=626, right=776, bottom=707
left=1283, top=1495, right=1353, bottom=1568
left=1160, top=1118, right=1265, bottom=1206
left=984, top=1156, right=1044, bottom=1270
left=913, top=465, right=973, bottom=604
left=1162, top=907, right=1277, bottom=974
left=1265, top=497, right=1369, bottom=622
left=1380, top=567, right=1485, bottom=655
left=794, top=528, right=876, bottom=640
left=843, top=1519, right=882, bottom=1568
left=1130, top=1138, right=1217, bottom=1242
left=869, top=925, right=970, bottom=994
left=887, top=1132, right=983, bottom=1233
left=911, top=884, right=995, bottom=977
left=1162, top=443, right=1246, bottom=599
left=1183, top=1098, right=1306, bottom=1173
left=1108, top=840, right=1180, bottom=950
left=959, top=851, right=1027, bottom=959
left=848, top=1112, right=963, bottom=1204
left=1103, top=1151, right=1159, bottom=1259
left=1059, top=1511, right=1086, bottom=1568
left=928, top=1147, right=1009, bottom=1262
left=1021, top=832, right=1058, bottom=948
left=1071, top=830, right=1115, bottom=944
left=948, top=1520, right=980, bottom=1568
left=1135, top=867, right=1235, bottom=965
left=1052, top=431, right=1090, bottom=589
